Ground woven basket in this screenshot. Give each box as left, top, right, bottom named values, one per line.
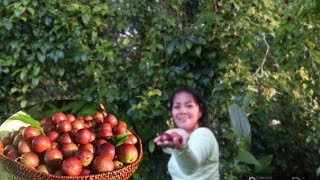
left=0, top=131, right=143, bottom=180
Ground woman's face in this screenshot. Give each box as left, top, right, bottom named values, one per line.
left=171, top=91, right=202, bottom=133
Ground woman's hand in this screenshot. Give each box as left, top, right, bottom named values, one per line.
left=154, top=128, right=190, bottom=149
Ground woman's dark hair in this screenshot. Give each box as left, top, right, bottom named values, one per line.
left=169, top=87, right=213, bottom=130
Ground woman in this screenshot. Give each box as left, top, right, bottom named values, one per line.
left=154, top=87, right=219, bottom=180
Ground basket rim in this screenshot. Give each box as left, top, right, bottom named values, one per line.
left=0, top=130, right=143, bottom=179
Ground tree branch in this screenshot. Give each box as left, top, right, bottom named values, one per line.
left=253, top=34, right=270, bottom=76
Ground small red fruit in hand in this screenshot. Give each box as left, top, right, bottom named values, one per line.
left=160, top=133, right=173, bottom=142
left=171, top=132, right=183, bottom=144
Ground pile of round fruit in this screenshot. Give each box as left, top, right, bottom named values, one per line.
left=0, top=110, right=140, bottom=177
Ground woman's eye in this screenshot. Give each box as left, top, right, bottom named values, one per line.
left=187, top=104, right=193, bottom=108
left=173, top=106, right=180, bottom=109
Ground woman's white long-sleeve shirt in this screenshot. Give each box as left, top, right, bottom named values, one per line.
left=167, top=127, right=219, bottom=180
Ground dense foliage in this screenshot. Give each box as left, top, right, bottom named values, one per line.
left=1, top=0, right=320, bottom=179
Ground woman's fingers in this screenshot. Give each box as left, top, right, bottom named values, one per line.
left=155, top=128, right=189, bottom=149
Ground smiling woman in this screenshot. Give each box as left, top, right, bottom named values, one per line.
left=154, top=87, right=219, bottom=180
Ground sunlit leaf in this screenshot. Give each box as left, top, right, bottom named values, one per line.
left=8, top=111, right=44, bottom=134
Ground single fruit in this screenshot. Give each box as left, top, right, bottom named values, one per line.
left=97, top=122, right=112, bottom=131
left=160, top=133, right=173, bottom=142
left=20, top=152, right=40, bottom=168
left=116, top=144, right=138, bottom=164
left=112, top=124, right=127, bottom=135
left=96, top=143, right=115, bottom=159
left=18, top=139, right=32, bottom=154
left=74, top=149, right=94, bottom=167
left=10, top=130, right=20, bottom=140
left=126, top=134, right=138, bottom=144
left=12, top=134, right=23, bottom=147
left=75, top=128, right=92, bottom=145
left=47, top=131, right=59, bottom=142
left=44, top=148, right=63, bottom=166
left=52, top=112, right=67, bottom=125
left=4, top=145, right=15, bottom=155
left=93, top=139, right=107, bottom=148
left=171, top=132, right=183, bottom=144
left=97, top=129, right=113, bottom=140
left=56, top=120, right=72, bottom=133
left=66, top=114, right=76, bottom=122
left=60, top=143, right=78, bottom=158
left=71, top=119, right=85, bottom=130
left=79, top=143, right=96, bottom=154
left=32, top=135, right=51, bottom=153
left=91, top=155, right=114, bottom=173
left=104, top=114, right=118, bottom=127
left=113, top=159, right=124, bottom=170
left=118, top=121, right=127, bottom=128
left=22, top=126, right=41, bottom=140
left=42, top=122, right=55, bottom=134
left=84, top=115, right=93, bottom=121
left=93, top=112, right=104, bottom=124
left=6, top=149, right=19, bottom=160
left=61, top=157, right=82, bottom=176
left=57, top=133, right=73, bottom=144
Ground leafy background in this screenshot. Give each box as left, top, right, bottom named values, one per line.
left=1, top=0, right=320, bottom=179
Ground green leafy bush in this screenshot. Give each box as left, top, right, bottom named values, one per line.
left=1, top=0, right=320, bottom=179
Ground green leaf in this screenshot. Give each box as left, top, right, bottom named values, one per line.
left=167, top=42, right=175, bottom=54
left=195, top=46, right=202, bottom=56
left=82, top=14, right=91, bottom=24
left=185, top=41, right=192, bottom=50
left=255, top=155, right=273, bottom=173
left=5, top=22, right=13, bottom=30
left=20, top=99, right=27, bottom=108
left=149, top=139, right=155, bottom=153
left=236, top=150, right=261, bottom=166
left=22, top=0, right=29, bottom=6
left=112, top=133, right=130, bottom=147
left=228, top=103, right=251, bottom=144
left=37, top=54, right=46, bottom=63
left=147, top=89, right=162, bottom=97
left=8, top=111, right=44, bottom=134
left=317, top=166, right=320, bottom=176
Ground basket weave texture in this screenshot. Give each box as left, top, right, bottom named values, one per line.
left=0, top=131, right=143, bottom=180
